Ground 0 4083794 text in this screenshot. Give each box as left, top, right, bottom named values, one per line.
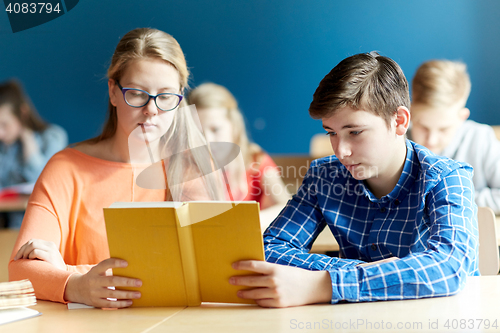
left=5, top=2, right=61, bottom=14
left=443, top=318, right=498, bottom=330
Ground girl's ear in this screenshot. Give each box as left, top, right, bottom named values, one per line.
left=394, top=106, right=410, bottom=136
left=108, top=79, right=118, bottom=107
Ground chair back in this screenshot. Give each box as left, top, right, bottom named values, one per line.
left=492, top=125, right=500, bottom=141
left=310, top=133, right=334, bottom=159
left=477, top=206, right=499, bottom=275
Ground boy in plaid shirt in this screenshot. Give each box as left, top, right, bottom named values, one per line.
left=230, top=52, right=479, bottom=307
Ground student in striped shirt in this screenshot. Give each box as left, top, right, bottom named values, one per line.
left=230, top=52, right=479, bottom=308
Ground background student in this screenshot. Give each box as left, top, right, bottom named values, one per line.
left=0, top=80, right=67, bottom=228
left=230, top=52, right=478, bottom=308
left=409, top=60, right=500, bottom=214
left=10, top=27, right=218, bottom=308
left=188, top=83, right=290, bottom=229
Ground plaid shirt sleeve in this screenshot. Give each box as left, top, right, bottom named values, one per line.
left=264, top=166, right=478, bottom=303
left=263, top=199, right=364, bottom=271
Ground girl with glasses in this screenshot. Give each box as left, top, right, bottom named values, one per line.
left=10, top=28, right=221, bottom=308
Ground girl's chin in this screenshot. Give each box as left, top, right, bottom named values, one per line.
left=127, top=126, right=162, bottom=143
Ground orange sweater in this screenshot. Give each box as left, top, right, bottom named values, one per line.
left=9, top=148, right=166, bottom=303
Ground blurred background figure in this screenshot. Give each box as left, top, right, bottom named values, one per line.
left=409, top=60, right=500, bottom=214
left=0, top=79, right=68, bottom=228
left=189, top=83, right=290, bottom=230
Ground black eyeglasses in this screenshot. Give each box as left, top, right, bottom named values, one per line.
left=116, top=81, right=183, bottom=111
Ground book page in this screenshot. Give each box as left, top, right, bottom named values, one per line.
left=0, top=307, right=40, bottom=326
left=104, top=206, right=190, bottom=307
left=189, top=202, right=265, bottom=304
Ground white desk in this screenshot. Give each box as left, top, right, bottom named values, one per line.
left=3, top=276, right=499, bottom=333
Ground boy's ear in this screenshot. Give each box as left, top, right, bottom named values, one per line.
left=459, top=107, right=470, bottom=121
left=108, top=79, right=118, bottom=107
left=394, top=106, right=410, bottom=136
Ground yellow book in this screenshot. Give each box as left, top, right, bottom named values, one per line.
left=104, top=201, right=264, bottom=307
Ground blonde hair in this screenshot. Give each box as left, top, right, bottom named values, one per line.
left=95, top=28, right=223, bottom=201
left=188, top=83, right=265, bottom=197
left=188, top=83, right=262, bottom=168
left=412, top=60, right=471, bottom=109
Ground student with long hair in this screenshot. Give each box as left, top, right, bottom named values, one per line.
left=0, top=80, right=67, bottom=228
left=189, top=83, right=290, bottom=229
left=10, top=28, right=220, bottom=308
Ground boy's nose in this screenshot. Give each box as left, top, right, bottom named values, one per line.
left=334, top=140, right=351, bottom=159
left=426, top=131, right=440, bottom=148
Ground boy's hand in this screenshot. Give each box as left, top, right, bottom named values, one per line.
left=230, top=260, right=332, bottom=308
left=64, top=258, right=142, bottom=308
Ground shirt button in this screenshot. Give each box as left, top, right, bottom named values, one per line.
left=380, top=207, right=386, bottom=213
left=394, top=199, right=400, bottom=205
left=371, top=244, right=377, bottom=251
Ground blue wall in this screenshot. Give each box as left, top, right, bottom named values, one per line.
left=1, top=0, right=499, bottom=154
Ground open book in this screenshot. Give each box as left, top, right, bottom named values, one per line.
left=104, top=201, right=264, bottom=307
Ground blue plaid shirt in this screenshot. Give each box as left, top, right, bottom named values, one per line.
left=264, top=140, right=479, bottom=303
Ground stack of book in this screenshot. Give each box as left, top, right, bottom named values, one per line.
left=0, top=279, right=39, bottom=326
left=0, top=279, right=36, bottom=309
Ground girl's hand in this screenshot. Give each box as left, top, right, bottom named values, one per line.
left=19, top=127, right=40, bottom=161
left=14, top=238, right=66, bottom=270
left=64, top=258, right=142, bottom=308
left=230, top=260, right=332, bottom=308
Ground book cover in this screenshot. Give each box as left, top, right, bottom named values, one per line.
left=104, top=201, right=264, bottom=307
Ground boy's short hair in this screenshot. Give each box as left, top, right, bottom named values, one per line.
left=309, top=52, right=410, bottom=127
left=412, top=60, right=471, bottom=109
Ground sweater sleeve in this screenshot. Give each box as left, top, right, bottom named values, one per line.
left=8, top=150, right=91, bottom=303
left=8, top=202, right=76, bottom=303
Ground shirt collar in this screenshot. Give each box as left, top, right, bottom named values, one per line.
left=360, top=139, right=418, bottom=204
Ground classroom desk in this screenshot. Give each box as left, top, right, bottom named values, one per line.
left=310, top=228, right=339, bottom=253
left=310, top=215, right=500, bottom=254
left=3, top=276, right=500, bottom=333
left=0, top=196, right=29, bottom=212
left=0, top=229, right=19, bottom=282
